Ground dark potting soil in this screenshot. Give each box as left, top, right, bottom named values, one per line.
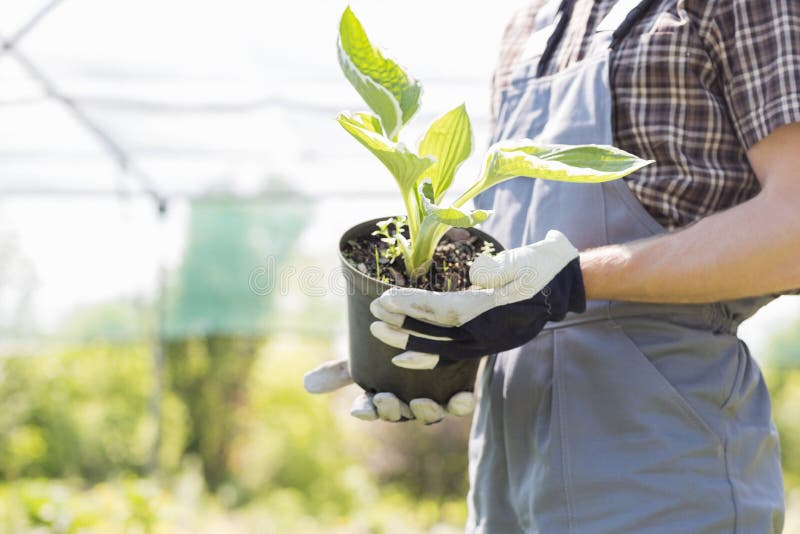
left=341, top=224, right=492, bottom=292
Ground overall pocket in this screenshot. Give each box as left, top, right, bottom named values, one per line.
left=553, top=320, right=734, bottom=531
left=612, top=319, right=722, bottom=442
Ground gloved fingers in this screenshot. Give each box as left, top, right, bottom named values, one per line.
left=370, top=321, right=454, bottom=350
left=303, top=359, right=353, bottom=393
left=469, top=249, right=522, bottom=289
left=469, top=230, right=578, bottom=301
left=470, top=229, right=578, bottom=287
left=402, top=316, right=472, bottom=341
left=405, top=334, right=485, bottom=361
left=374, top=392, right=414, bottom=422
left=446, top=391, right=475, bottom=416
left=371, top=322, right=481, bottom=366
left=374, top=286, right=494, bottom=327
left=369, top=298, right=406, bottom=327
left=371, top=299, right=472, bottom=340
left=409, top=398, right=446, bottom=425
left=350, top=392, right=378, bottom=421
left=391, top=350, right=440, bottom=370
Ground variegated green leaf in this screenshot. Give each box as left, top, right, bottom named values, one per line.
left=489, top=141, right=653, bottom=182
left=338, top=7, right=421, bottom=138
left=420, top=180, right=435, bottom=203
left=337, top=112, right=434, bottom=190
left=337, top=45, right=402, bottom=138
left=455, top=141, right=653, bottom=206
left=418, top=104, right=473, bottom=202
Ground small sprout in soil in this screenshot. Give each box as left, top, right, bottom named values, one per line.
left=371, top=216, right=407, bottom=265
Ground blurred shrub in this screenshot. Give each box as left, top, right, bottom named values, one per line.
left=762, top=320, right=800, bottom=490
left=0, top=327, right=471, bottom=523
left=0, top=334, right=470, bottom=532
left=233, top=337, right=371, bottom=516
left=0, top=344, right=155, bottom=481
left=766, top=369, right=800, bottom=489
left=223, top=334, right=470, bottom=528
left=362, top=417, right=471, bottom=499
left=0, top=477, right=177, bottom=534
left=164, top=335, right=260, bottom=491
left=0, top=475, right=467, bottom=534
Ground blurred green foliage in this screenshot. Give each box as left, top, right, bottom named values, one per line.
left=0, top=337, right=469, bottom=532
left=763, top=319, right=800, bottom=490
left=770, top=369, right=800, bottom=490
left=0, top=344, right=153, bottom=481
left=58, top=300, right=152, bottom=344
left=165, top=336, right=260, bottom=491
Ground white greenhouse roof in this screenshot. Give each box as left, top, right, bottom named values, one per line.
left=0, top=0, right=527, bottom=198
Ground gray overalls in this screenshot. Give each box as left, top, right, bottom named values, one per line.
left=467, top=0, right=785, bottom=531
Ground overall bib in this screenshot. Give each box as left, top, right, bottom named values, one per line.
left=467, top=0, right=785, bottom=532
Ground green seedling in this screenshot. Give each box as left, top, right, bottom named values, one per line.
left=443, top=260, right=452, bottom=292
left=370, top=216, right=405, bottom=264
left=338, top=7, right=653, bottom=279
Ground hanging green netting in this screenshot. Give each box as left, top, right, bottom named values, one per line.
left=164, top=188, right=312, bottom=339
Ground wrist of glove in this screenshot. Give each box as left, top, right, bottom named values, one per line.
left=370, top=230, right=585, bottom=370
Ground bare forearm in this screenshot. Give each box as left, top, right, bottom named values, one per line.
left=580, top=185, right=800, bottom=303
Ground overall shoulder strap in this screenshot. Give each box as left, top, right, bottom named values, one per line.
left=535, top=0, right=577, bottom=76
left=509, top=0, right=576, bottom=79
left=534, top=0, right=567, bottom=31
left=596, top=0, right=661, bottom=48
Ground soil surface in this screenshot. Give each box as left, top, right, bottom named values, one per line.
left=341, top=222, right=492, bottom=291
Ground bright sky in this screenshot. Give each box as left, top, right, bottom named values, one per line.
left=0, top=0, right=798, bottom=354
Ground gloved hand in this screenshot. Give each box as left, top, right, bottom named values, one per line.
left=369, top=230, right=586, bottom=370
left=303, top=359, right=475, bottom=424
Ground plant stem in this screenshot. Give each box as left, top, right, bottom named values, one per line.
left=403, top=189, right=420, bottom=243
left=452, top=181, right=485, bottom=208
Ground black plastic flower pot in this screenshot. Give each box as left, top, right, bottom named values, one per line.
left=339, top=217, right=504, bottom=405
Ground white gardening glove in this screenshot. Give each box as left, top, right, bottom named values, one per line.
left=303, top=359, right=475, bottom=424
left=370, top=230, right=585, bottom=370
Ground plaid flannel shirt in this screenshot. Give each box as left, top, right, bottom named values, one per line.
left=493, top=0, right=800, bottom=229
